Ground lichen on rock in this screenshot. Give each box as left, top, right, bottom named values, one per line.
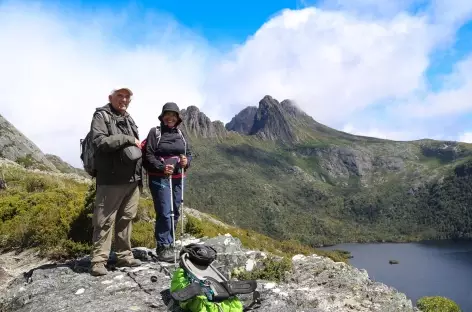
left=0, top=235, right=420, bottom=312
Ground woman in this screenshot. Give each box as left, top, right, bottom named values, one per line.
left=143, top=102, right=192, bottom=262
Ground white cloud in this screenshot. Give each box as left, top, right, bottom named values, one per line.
left=458, top=132, right=472, bottom=143
left=1, top=1, right=472, bottom=168
left=204, top=7, right=435, bottom=124
left=341, top=124, right=413, bottom=141
left=392, top=57, right=472, bottom=118
left=0, top=1, right=212, bottom=167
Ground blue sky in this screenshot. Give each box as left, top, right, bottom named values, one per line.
left=53, top=0, right=303, bottom=42
left=1, top=0, right=472, bottom=166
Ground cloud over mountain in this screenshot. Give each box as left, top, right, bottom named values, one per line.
left=1, top=0, right=472, bottom=167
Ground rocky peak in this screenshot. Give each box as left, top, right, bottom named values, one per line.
left=225, top=106, right=258, bottom=134
left=0, top=114, right=57, bottom=171
left=180, top=106, right=227, bottom=139
left=280, top=99, right=305, bottom=118
left=249, top=95, right=297, bottom=142
left=0, top=234, right=419, bottom=312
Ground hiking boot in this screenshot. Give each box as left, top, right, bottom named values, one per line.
left=156, top=246, right=175, bottom=263
left=90, top=262, right=108, bottom=276
left=116, top=257, right=142, bottom=268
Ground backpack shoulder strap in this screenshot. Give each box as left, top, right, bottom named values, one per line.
left=177, top=128, right=187, bottom=151
left=100, top=111, right=110, bottom=124
left=93, top=110, right=113, bottom=134
left=155, top=126, right=162, bottom=146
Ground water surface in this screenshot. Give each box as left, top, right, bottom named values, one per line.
left=320, top=240, right=472, bottom=311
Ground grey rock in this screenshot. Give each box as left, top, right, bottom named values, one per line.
left=262, top=254, right=420, bottom=312
left=0, top=114, right=57, bottom=171
left=180, top=106, right=228, bottom=139
left=0, top=235, right=420, bottom=312
left=44, top=154, right=89, bottom=177
left=225, top=106, right=258, bottom=134
left=0, top=157, right=91, bottom=185
left=249, top=95, right=297, bottom=142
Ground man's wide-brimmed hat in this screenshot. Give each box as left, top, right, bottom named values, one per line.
left=159, top=102, right=182, bottom=126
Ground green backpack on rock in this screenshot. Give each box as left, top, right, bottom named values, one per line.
left=169, top=244, right=261, bottom=312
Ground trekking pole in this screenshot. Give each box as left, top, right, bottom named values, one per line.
left=181, top=167, right=185, bottom=249
left=169, top=174, right=177, bottom=267
left=180, top=137, right=187, bottom=251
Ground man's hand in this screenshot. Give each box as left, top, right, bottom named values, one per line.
left=135, top=138, right=141, bottom=147
left=180, top=155, right=188, bottom=168
left=164, top=164, right=174, bottom=175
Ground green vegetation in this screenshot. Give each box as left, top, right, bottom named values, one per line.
left=182, top=135, right=472, bottom=247
left=0, top=164, right=347, bottom=264
left=233, top=256, right=292, bottom=282
left=417, top=296, right=461, bottom=312
left=184, top=214, right=349, bottom=262
left=15, top=154, right=51, bottom=172
left=0, top=166, right=89, bottom=258
left=44, top=154, right=89, bottom=177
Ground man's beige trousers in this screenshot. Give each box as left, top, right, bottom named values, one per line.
left=91, top=182, right=140, bottom=264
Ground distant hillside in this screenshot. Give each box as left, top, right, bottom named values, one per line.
left=45, top=154, right=88, bottom=178
left=3, top=97, right=472, bottom=248
left=0, top=114, right=57, bottom=171
left=0, top=113, right=87, bottom=177
left=177, top=95, right=472, bottom=246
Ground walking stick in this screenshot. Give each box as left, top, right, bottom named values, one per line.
left=169, top=174, right=177, bottom=266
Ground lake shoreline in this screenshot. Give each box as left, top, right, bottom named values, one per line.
left=317, top=236, right=472, bottom=248
left=319, top=239, right=472, bottom=312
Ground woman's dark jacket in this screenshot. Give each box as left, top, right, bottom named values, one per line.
left=143, top=124, right=192, bottom=178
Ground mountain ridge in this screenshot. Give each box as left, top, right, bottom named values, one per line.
left=0, top=113, right=87, bottom=177
left=173, top=95, right=472, bottom=246
left=3, top=96, right=472, bottom=248
left=218, top=95, right=424, bottom=144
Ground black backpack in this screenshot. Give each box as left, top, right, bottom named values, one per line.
left=80, top=110, right=113, bottom=177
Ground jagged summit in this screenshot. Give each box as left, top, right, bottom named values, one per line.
left=225, top=95, right=387, bottom=143
left=224, top=95, right=298, bottom=142
left=180, top=106, right=227, bottom=139
left=225, top=106, right=257, bottom=135
left=249, top=95, right=297, bottom=142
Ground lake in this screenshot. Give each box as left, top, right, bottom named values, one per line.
left=320, top=240, right=472, bottom=311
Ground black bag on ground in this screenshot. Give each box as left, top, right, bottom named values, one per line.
left=180, top=243, right=218, bottom=266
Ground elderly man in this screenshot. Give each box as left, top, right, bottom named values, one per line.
left=89, top=87, right=143, bottom=276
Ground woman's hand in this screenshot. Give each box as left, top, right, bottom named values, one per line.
left=164, top=164, right=174, bottom=175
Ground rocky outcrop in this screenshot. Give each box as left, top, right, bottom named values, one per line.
left=0, top=114, right=57, bottom=171
left=0, top=157, right=90, bottom=184
left=419, top=140, right=472, bottom=163
left=0, top=235, right=419, bottom=312
left=180, top=106, right=227, bottom=139
left=45, top=154, right=88, bottom=177
left=225, top=106, right=258, bottom=134
left=296, top=146, right=405, bottom=183
left=249, top=95, right=297, bottom=142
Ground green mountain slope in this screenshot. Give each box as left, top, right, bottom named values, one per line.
left=179, top=95, right=472, bottom=246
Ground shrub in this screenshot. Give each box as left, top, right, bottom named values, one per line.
left=130, top=221, right=155, bottom=248
left=184, top=215, right=206, bottom=238
left=233, top=256, right=292, bottom=282
left=417, top=296, right=461, bottom=312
